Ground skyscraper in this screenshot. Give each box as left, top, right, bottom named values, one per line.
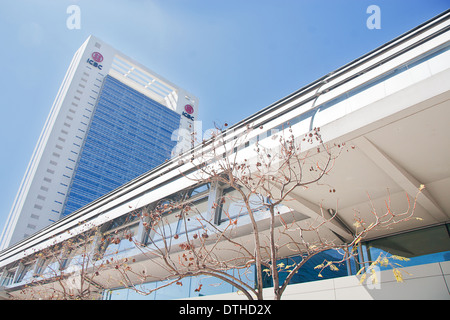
left=0, top=36, right=198, bottom=249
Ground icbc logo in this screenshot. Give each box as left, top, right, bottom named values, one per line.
left=87, top=52, right=104, bottom=70
left=182, top=104, right=195, bottom=121
left=91, top=52, right=104, bottom=63
left=184, top=104, right=194, bottom=114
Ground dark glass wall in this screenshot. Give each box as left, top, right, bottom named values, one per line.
left=62, top=75, right=180, bottom=216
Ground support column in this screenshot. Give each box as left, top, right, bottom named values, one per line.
left=354, top=136, right=448, bottom=222
left=207, top=180, right=225, bottom=225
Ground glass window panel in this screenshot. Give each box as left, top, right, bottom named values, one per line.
left=148, top=212, right=181, bottom=245
left=190, top=274, right=234, bottom=297
left=104, top=223, right=139, bottom=256
left=154, top=277, right=191, bottom=300
left=108, top=288, right=129, bottom=300
left=366, top=224, right=450, bottom=270
left=230, top=265, right=256, bottom=292
left=220, top=188, right=264, bottom=222
left=15, top=264, right=33, bottom=283
left=1, top=271, right=15, bottom=286
left=262, top=250, right=350, bottom=288
left=126, top=281, right=157, bottom=300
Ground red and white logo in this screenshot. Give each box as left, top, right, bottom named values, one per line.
left=91, top=52, right=104, bottom=63
left=184, top=104, right=194, bottom=115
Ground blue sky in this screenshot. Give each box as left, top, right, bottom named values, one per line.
left=0, top=1, right=448, bottom=235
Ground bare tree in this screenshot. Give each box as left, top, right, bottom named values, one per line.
left=14, top=225, right=108, bottom=300
left=110, top=124, right=423, bottom=300
left=11, top=123, right=422, bottom=300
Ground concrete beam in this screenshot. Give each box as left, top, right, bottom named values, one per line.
left=354, top=136, right=448, bottom=222
left=282, top=191, right=353, bottom=242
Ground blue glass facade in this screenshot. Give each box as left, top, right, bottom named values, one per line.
left=103, top=249, right=353, bottom=300
left=62, top=75, right=180, bottom=216
left=105, top=267, right=255, bottom=300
